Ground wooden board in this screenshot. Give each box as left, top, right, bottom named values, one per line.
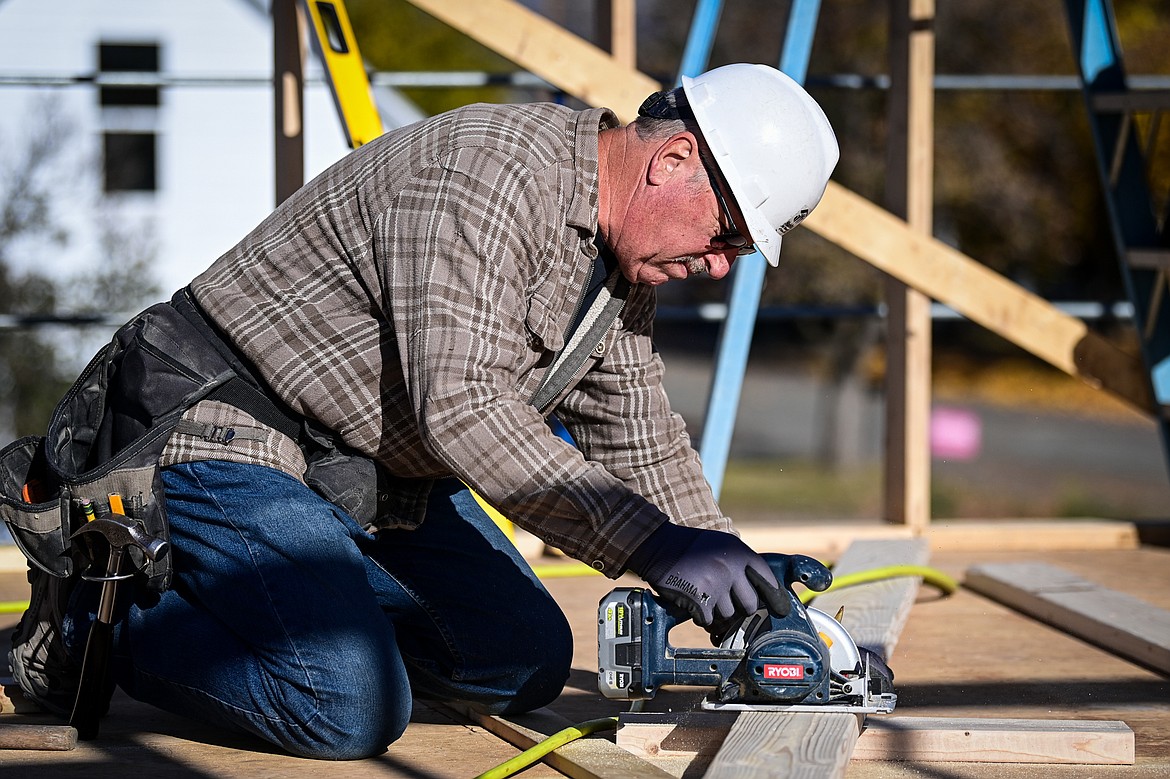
left=964, top=562, right=1170, bottom=675
left=703, top=711, right=861, bottom=778
left=852, top=716, right=1135, bottom=764
left=402, top=0, right=660, bottom=123
left=807, top=538, right=930, bottom=660
left=617, top=714, right=1134, bottom=766
left=803, top=182, right=1153, bottom=414
left=738, top=519, right=1139, bottom=561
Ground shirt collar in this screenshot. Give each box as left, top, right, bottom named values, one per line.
left=566, top=107, right=619, bottom=235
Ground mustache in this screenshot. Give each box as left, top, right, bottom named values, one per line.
left=675, top=256, right=707, bottom=276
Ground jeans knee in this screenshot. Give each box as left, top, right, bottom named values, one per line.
left=490, top=609, right=574, bottom=714
left=287, top=689, right=412, bottom=760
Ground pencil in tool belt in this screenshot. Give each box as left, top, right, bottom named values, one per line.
left=107, top=493, right=125, bottom=516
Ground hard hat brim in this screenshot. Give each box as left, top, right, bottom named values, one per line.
left=756, top=234, right=782, bottom=267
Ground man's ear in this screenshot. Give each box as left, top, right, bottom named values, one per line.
left=647, top=133, right=697, bottom=186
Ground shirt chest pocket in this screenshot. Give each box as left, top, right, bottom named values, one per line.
left=524, top=297, right=565, bottom=356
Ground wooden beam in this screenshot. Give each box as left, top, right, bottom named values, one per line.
left=273, top=0, right=304, bottom=205
left=807, top=538, right=929, bottom=660
left=402, top=0, right=659, bottom=123
left=853, top=717, right=1135, bottom=764
left=596, top=0, right=637, bottom=70
left=964, top=562, right=1170, bottom=675
left=0, top=521, right=1138, bottom=576
left=882, top=0, right=936, bottom=530
left=803, top=183, right=1155, bottom=414
left=703, top=711, right=861, bottom=778
left=926, top=519, right=1140, bottom=552
left=738, top=520, right=1138, bottom=561
left=618, top=714, right=1135, bottom=766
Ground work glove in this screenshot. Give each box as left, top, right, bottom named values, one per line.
left=625, top=522, right=790, bottom=630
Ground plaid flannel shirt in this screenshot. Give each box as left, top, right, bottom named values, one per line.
left=178, top=102, right=732, bottom=575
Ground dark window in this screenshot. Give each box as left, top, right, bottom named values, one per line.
left=103, top=132, right=156, bottom=192
left=99, top=43, right=160, bottom=107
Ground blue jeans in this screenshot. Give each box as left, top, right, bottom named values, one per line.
left=95, top=461, right=572, bottom=759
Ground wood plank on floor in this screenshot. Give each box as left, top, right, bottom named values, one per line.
left=737, top=519, right=1139, bottom=561
left=617, top=713, right=1135, bottom=766
left=703, top=711, right=861, bottom=778
left=852, top=716, right=1135, bottom=764
left=964, top=561, right=1170, bottom=675
left=807, top=538, right=930, bottom=661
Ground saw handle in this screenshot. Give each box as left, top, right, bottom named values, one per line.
left=707, top=554, right=833, bottom=644
left=764, top=553, right=833, bottom=594
left=651, top=554, right=834, bottom=642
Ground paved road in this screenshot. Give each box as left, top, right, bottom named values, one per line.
left=658, top=352, right=1170, bottom=519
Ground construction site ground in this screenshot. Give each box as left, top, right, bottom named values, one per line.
left=2, top=529, right=1169, bottom=778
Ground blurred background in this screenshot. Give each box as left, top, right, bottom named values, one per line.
left=0, top=0, right=1167, bottom=524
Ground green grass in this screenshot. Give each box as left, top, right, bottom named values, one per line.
left=719, top=460, right=883, bottom=521
left=718, top=458, right=1161, bottom=522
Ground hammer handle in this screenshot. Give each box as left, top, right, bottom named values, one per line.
left=69, top=619, right=115, bottom=740
left=0, top=724, right=78, bottom=750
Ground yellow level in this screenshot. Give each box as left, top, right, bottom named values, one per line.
left=300, top=0, right=384, bottom=148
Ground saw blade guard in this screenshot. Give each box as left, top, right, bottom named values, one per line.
left=807, top=606, right=863, bottom=675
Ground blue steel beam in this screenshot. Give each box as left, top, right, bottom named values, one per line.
left=1063, top=0, right=1170, bottom=474
left=694, top=0, right=823, bottom=500
left=677, top=0, right=726, bottom=87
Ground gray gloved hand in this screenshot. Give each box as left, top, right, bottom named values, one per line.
left=625, top=522, right=784, bottom=628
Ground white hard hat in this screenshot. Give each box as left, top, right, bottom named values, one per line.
left=681, top=63, right=839, bottom=267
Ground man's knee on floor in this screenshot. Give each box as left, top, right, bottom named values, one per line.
left=480, top=611, right=574, bottom=714
left=287, top=692, right=412, bottom=760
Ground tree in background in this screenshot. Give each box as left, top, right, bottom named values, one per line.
left=0, top=100, right=159, bottom=439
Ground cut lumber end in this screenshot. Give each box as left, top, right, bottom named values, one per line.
left=618, top=713, right=1135, bottom=766
left=855, top=717, right=1135, bottom=765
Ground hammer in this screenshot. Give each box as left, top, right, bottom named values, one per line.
left=68, top=509, right=169, bottom=740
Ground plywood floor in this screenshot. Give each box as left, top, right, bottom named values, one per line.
left=2, top=542, right=1169, bottom=777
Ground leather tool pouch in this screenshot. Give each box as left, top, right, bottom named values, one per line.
left=0, top=300, right=239, bottom=593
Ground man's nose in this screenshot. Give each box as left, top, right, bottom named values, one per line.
left=704, top=251, right=734, bottom=280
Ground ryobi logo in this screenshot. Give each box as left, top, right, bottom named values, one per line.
left=764, top=664, right=805, bottom=680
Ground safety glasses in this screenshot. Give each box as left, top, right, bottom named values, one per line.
left=698, top=148, right=756, bottom=256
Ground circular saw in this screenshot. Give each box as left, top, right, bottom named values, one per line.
left=598, top=553, right=897, bottom=713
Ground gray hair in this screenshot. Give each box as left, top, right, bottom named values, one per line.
left=634, top=87, right=702, bottom=141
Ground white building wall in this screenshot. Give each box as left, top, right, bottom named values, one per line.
left=0, top=0, right=419, bottom=298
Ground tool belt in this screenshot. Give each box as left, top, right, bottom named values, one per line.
left=0, top=290, right=297, bottom=593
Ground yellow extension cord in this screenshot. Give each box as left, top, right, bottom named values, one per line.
left=798, top=564, right=959, bottom=605
left=474, top=716, right=618, bottom=779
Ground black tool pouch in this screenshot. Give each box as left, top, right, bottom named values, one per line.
left=0, top=436, right=68, bottom=577
left=0, top=300, right=240, bottom=593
